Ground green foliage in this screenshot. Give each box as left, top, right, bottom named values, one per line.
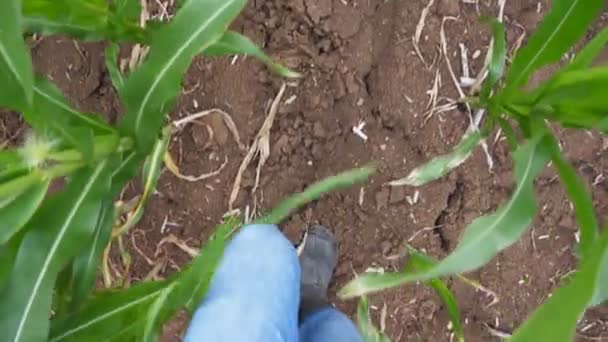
left=118, top=0, right=247, bottom=152
left=0, top=0, right=361, bottom=340
left=22, top=0, right=146, bottom=42
left=342, top=0, right=608, bottom=340
left=502, top=0, right=603, bottom=95
left=388, top=132, right=481, bottom=187
left=405, top=249, right=464, bottom=342
left=204, top=31, right=302, bottom=78
left=0, top=0, right=34, bottom=111
left=0, top=161, right=114, bottom=341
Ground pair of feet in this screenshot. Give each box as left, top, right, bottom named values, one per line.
left=298, top=225, right=338, bottom=318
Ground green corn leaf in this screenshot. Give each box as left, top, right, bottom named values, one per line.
left=49, top=280, right=168, bottom=341
left=142, top=128, right=170, bottom=193
left=511, top=232, right=608, bottom=342
left=22, top=0, right=145, bottom=42
left=389, top=131, right=481, bottom=187
left=27, top=77, right=115, bottom=158
left=0, top=160, right=113, bottom=342
left=591, top=245, right=608, bottom=306
left=0, top=150, right=22, bottom=168
left=111, top=150, right=140, bottom=194
left=50, top=218, right=238, bottom=341
left=1, top=0, right=34, bottom=111
left=508, top=28, right=608, bottom=109
left=204, top=31, right=301, bottom=78
left=0, top=170, right=45, bottom=201
left=32, top=77, right=115, bottom=133
left=23, top=0, right=108, bottom=38
left=591, top=247, right=608, bottom=306
left=503, top=0, right=604, bottom=95
left=105, top=43, right=125, bottom=93
left=543, top=136, right=597, bottom=257
left=357, top=296, right=392, bottom=342
left=69, top=201, right=114, bottom=310
left=405, top=249, right=464, bottom=342
left=0, top=179, right=49, bottom=244
left=256, top=166, right=375, bottom=225
left=113, top=128, right=171, bottom=236
left=110, top=0, right=141, bottom=23
left=142, top=282, right=176, bottom=342
left=340, top=136, right=550, bottom=298
left=119, top=0, right=247, bottom=151
left=565, top=28, right=608, bottom=72
left=0, top=233, right=25, bottom=288
left=537, top=67, right=608, bottom=109
left=480, top=19, right=506, bottom=100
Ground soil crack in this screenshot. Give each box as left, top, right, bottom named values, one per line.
left=433, top=180, right=464, bottom=252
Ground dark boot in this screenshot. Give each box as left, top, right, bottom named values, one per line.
left=298, top=225, right=338, bottom=319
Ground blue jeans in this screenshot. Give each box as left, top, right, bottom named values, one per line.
left=184, top=224, right=363, bottom=342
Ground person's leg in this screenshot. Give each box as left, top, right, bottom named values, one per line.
left=299, top=307, right=363, bottom=342
left=298, top=226, right=363, bottom=342
left=184, top=224, right=300, bottom=342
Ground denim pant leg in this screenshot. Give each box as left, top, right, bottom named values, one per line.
left=184, top=224, right=301, bottom=342
left=299, top=307, right=363, bottom=342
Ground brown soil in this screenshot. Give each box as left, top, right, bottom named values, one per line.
left=2, top=0, right=608, bottom=341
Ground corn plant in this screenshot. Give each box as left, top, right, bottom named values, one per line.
left=341, top=0, right=608, bottom=341
left=0, top=0, right=374, bottom=341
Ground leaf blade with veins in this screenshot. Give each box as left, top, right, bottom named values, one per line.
left=119, top=0, right=247, bottom=152
left=389, top=131, right=481, bottom=187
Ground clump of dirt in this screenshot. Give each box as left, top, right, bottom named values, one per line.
left=2, top=0, right=608, bottom=340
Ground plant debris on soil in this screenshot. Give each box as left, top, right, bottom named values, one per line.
left=2, top=0, right=608, bottom=341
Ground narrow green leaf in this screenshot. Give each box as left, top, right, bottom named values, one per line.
left=543, top=136, right=597, bottom=256
left=1, top=0, right=34, bottom=111
left=406, top=250, right=464, bottom=342
left=0, top=150, right=22, bottom=168
left=357, top=296, right=392, bottom=342
left=69, top=201, right=114, bottom=310
left=256, top=166, right=375, bottom=225
left=32, top=77, right=115, bottom=133
left=340, top=136, right=550, bottom=298
left=537, top=67, right=608, bottom=109
left=0, top=170, right=45, bottom=201
left=50, top=218, right=238, bottom=341
left=105, top=43, right=125, bottom=93
left=0, top=233, right=24, bottom=288
left=23, top=0, right=107, bottom=37
left=503, top=0, right=604, bottom=94
left=111, top=150, right=140, bottom=194
left=591, top=247, right=608, bottom=306
left=0, top=179, right=49, bottom=244
left=480, top=19, right=506, bottom=100
left=142, top=283, right=176, bottom=342
left=506, top=28, right=608, bottom=109
left=119, top=0, right=247, bottom=151
left=0, top=160, right=114, bottom=342
left=49, top=280, right=168, bottom=342
left=204, top=31, right=301, bottom=78
left=113, top=128, right=170, bottom=236
left=511, top=232, right=608, bottom=342
left=566, top=28, right=608, bottom=72
left=389, top=131, right=481, bottom=187
left=27, top=77, right=115, bottom=158
left=22, top=0, right=145, bottom=42
left=110, top=0, right=141, bottom=22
